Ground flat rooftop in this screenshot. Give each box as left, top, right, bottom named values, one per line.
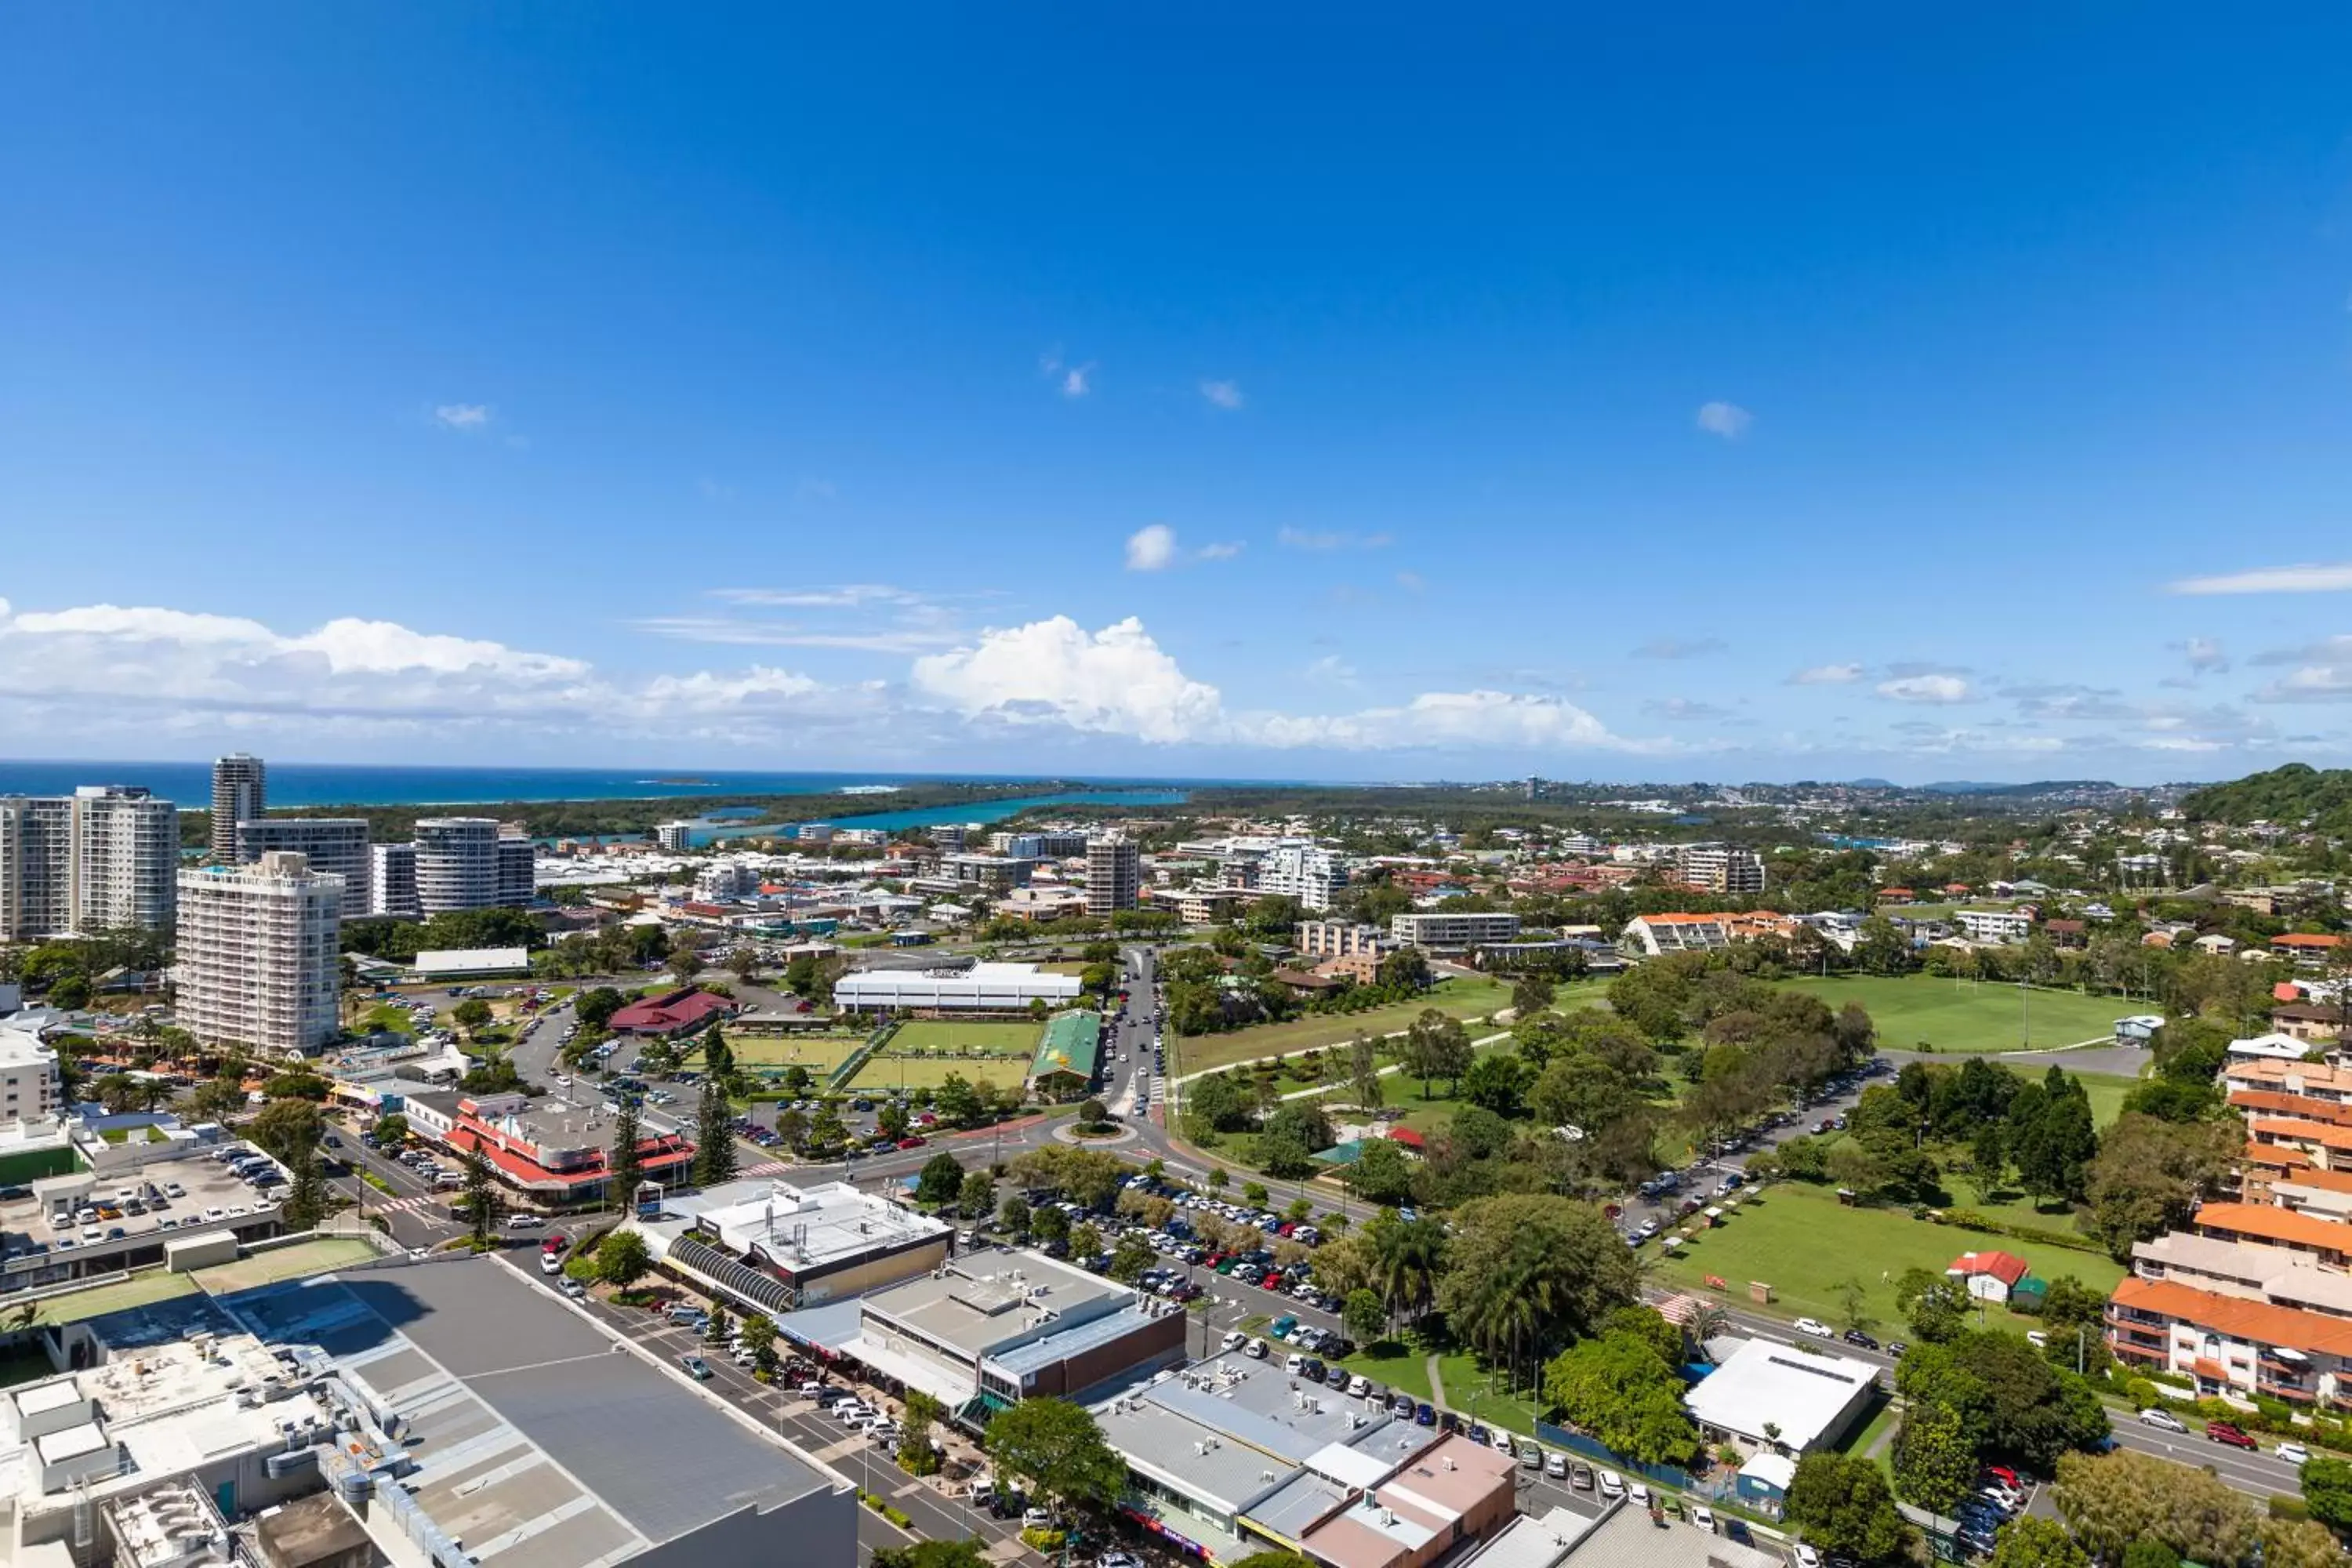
left=688, top=1178, right=949, bottom=1273
left=7, top=1149, right=281, bottom=1256
left=866, top=1252, right=1131, bottom=1358
left=1683, top=1338, right=1878, bottom=1450
left=468, top=1094, right=619, bottom=1152
left=226, top=1255, right=844, bottom=1567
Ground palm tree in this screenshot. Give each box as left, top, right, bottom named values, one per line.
left=1371, top=1217, right=1446, bottom=1331
left=1684, top=1301, right=1731, bottom=1360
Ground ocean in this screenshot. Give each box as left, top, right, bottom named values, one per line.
left=0, top=760, right=1214, bottom=811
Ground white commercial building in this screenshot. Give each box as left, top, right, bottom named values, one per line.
left=833, top=961, right=1081, bottom=1013
left=1682, top=1337, right=1878, bottom=1456
left=655, top=821, right=697, bottom=851
left=1390, top=911, right=1521, bottom=949
left=695, top=861, right=762, bottom=902
left=1955, top=909, right=2034, bottom=945
left=234, top=816, right=371, bottom=917
left=0, top=1023, right=62, bottom=1125
left=176, top=851, right=343, bottom=1058
left=0, top=786, right=179, bottom=940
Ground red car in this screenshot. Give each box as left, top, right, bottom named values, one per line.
left=896, top=1136, right=926, bottom=1149
left=2206, top=1422, right=2258, bottom=1450
left=1982, top=1465, right=2021, bottom=1490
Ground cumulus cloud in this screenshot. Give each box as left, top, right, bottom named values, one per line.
left=432, top=404, right=492, bottom=431
left=1196, top=541, right=1246, bottom=561
left=911, top=616, right=1225, bottom=743
left=1788, top=662, right=1864, bottom=685
left=1876, top=673, right=1976, bottom=705
left=1632, top=637, right=1728, bottom=660
left=1125, top=524, right=1179, bottom=572
left=1200, top=379, right=1245, bottom=410
left=2169, top=562, right=2352, bottom=595
left=1695, top=401, right=1752, bottom=438
left=1244, top=691, right=1663, bottom=753
left=1277, top=527, right=1392, bottom=551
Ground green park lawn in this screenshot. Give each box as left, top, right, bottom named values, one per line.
left=888, top=1019, right=1041, bottom=1056
left=1647, top=1180, right=2124, bottom=1335
left=2073, top=1071, right=2142, bottom=1130
left=719, top=1033, right=867, bottom=1073
left=1176, top=977, right=1530, bottom=1076
left=1336, top=1340, right=1544, bottom=1436
left=1778, top=975, right=2127, bottom=1054
left=848, top=1056, right=1029, bottom=1094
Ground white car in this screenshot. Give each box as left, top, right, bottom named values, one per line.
left=1794, top=1318, right=1834, bottom=1339
left=1795, top=1548, right=1822, bottom=1568
left=2139, top=1408, right=2188, bottom=1432
left=1690, top=1504, right=1715, bottom=1534
left=1221, top=1330, right=1243, bottom=1352
left=1595, top=1470, right=1624, bottom=1500
left=2278, top=1441, right=2312, bottom=1465
left=1628, top=1482, right=1651, bottom=1508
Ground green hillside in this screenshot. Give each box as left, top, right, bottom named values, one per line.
left=2180, top=763, right=2352, bottom=833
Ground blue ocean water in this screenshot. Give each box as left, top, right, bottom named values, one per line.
left=695, top=789, right=1189, bottom=844
left=0, top=760, right=1212, bottom=811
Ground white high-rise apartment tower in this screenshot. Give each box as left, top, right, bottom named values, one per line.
left=210, top=753, right=266, bottom=862
left=68, top=786, right=180, bottom=933
left=176, top=851, right=343, bottom=1057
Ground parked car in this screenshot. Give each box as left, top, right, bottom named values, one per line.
left=1543, top=1452, right=1566, bottom=1480
left=1794, top=1317, right=1834, bottom=1339
left=679, top=1355, right=711, bottom=1380
left=1690, top=1504, right=1716, bottom=1534
left=1596, top=1470, right=1625, bottom=1501
left=1842, top=1328, right=1878, bottom=1350
left=1570, top=1462, right=1594, bottom=1491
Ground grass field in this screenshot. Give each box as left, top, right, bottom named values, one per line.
left=1176, top=977, right=1526, bottom=1076
left=1337, top=1341, right=1544, bottom=1434
left=1779, top=975, right=2126, bottom=1054
left=847, top=1056, right=1029, bottom=1093
left=1647, top=1180, right=2124, bottom=1333
left=888, top=1020, right=1041, bottom=1056
left=721, top=1033, right=866, bottom=1073
left=193, top=1236, right=377, bottom=1294
left=20, top=1270, right=198, bottom=1327
left=2074, top=1071, right=2142, bottom=1129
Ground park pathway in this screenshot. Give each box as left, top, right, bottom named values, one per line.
left=1427, top=1354, right=1450, bottom=1412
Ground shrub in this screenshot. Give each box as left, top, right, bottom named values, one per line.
left=2270, top=1496, right=2310, bottom=1522
left=1020, top=1529, right=1065, bottom=1552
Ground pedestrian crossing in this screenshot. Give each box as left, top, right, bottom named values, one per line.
left=367, top=1192, right=444, bottom=1216
left=742, top=1160, right=793, bottom=1178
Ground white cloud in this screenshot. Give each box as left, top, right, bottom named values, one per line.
left=1305, top=654, right=1359, bottom=685
left=1062, top=366, right=1092, bottom=398
left=912, top=616, right=1225, bottom=743
left=1788, top=662, right=1864, bottom=685
left=1875, top=673, right=1975, bottom=705
left=1200, top=379, right=1245, bottom=410
left=631, top=617, right=960, bottom=653
left=1197, top=541, right=1246, bottom=561
left=1643, top=697, right=1733, bottom=721
left=432, top=404, right=492, bottom=431
left=1695, top=401, right=1752, bottom=438
left=711, top=585, right=924, bottom=609
left=1244, top=691, right=1661, bottom=753
left=1125, top=524, right=1178, bottom=572
left=2169, top=563, right=2352, bottom=595
left=1632, top=637, right=1728, bottom=660
left=1278, top=527, right=1392, bottom=551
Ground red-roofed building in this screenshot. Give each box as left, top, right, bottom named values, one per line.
left=609, top=986, right=738, bottom=1038
left=1947, top=1250, right=2031, bottom=1304
left=427, top=1091, right=695, bottom=1204
left=2274, top=934, right=2350, bottom=970
left=1387, top=1126, right=1426, bottom=1150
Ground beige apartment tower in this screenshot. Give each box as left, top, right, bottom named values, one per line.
left=1086, top=832, right=1141, bottom=916
left=210, top=753, right=266, bottom=862
left=176, top=851, right=343, bottom=1057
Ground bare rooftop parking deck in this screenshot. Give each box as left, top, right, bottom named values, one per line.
left=5, top=1151, right=282, bottom=1263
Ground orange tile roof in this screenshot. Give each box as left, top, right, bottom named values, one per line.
left=2233, top=1091, right=2352, bottom=1127
left=2274, top=934, right=2348, bottom=949
left=2274, top=1166, right=2352, bottom=1196
left=2252, top=1118, right=2352, bottom=1153
left=2230, top=1058, right=2352, bottom=1093
left=1635, top=913, right=1730, bottom=925
left=2246, top=1141, right=2315, bottom=1169
left=2113, top=1274, right=2352, bottom=1360
left=2194, top=1202, right=2352, bottom=1254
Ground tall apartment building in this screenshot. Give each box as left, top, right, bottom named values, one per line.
left=1296, top=920, right=1395, bottom=960
left=994, top=830, right=1092, bottom=858
left=370, top=842, right=420, bottom=918
left=1086, top=833, right=1140, bottom=916
left=655, top=821, right=696, bottom=851
left=176, top=851, right=343, bottom=1057
left=1674, top=843, right=1766, bottom=895
left=209, top=753, right=266, bottom=862
left=932, top=823, right=969, bottom=853
left=497, top=826, right=535, bottom=906
left=235, top=818, right=370, bottom=917
left=0, top=797, right=75, bottom=943
left=1258, top=844, right=1347, bottom=911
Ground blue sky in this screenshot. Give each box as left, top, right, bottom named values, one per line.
left=7, top=7, right=2352, bottom=784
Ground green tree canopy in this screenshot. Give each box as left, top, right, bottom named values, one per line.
left=1542, top=1330, right=1699, bottom=1468
left=1786, top=1452, right=1909, bottom=1565
left=980, top=1398, right=1125, bottom=1512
